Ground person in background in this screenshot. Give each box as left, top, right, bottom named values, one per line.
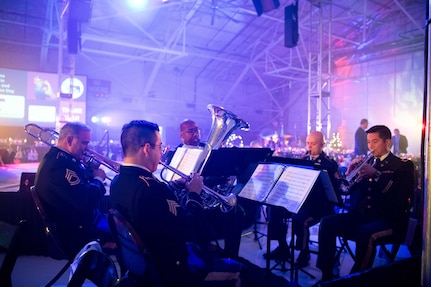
left=317, top=125, right=415, bottom=281
left=110, top=120, right=240, bottom=287
left=354, top=118, right=369, bottom=157
left=391, top=128, right=408, bottom=155
left=34, top=122, right=112, bottom=259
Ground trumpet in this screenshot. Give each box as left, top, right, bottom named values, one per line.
left=340, top=152, right=375, bottom=193
left=159, top=161, right=237, bottom=213
left=24, top=123, right=120, bottom=178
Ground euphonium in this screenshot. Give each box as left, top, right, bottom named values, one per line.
left=339, top=152, right=375, bottom=193
left=24, top=123, right=120, bottom=177
left=159, top=161, right=237, bottom=212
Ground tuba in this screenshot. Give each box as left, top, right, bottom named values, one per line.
left=198, top=104, right=250, bottom=211
left=205, top=104, right=250, bottom=150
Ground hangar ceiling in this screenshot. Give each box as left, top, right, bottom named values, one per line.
left=0, top=0, right=425, bottom=135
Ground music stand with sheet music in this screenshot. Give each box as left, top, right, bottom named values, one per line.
left=235, top=161, right=339, bottom=285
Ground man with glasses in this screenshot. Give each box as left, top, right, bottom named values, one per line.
left=163, top=119, right=245, bottom=259
left=110, top=120, right=240, bottom=287
left=179, top=119, right=206, bottom=148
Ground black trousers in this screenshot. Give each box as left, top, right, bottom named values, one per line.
left=317, top=211, right=395, bottom=276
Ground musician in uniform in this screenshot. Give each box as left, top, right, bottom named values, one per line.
left=34, top=122, right=111, bottom=259
left=163, top=119, right=246, bottom=259
left=317, top=125, right=415, bottom=281
left=110, top=120, right=240, bottom=287
left=264, top=131, right=340, bottom=268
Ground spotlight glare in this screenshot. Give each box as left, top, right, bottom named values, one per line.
left=128, top=0, right=147, bottom=9
left=101, top=116, right=111, bottom=124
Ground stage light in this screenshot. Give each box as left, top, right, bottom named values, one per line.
left=101, top=116, right=111, bottom=124
left=91, top=116, right=99, bottom=123
left=128, top=0, right=148, bottom=9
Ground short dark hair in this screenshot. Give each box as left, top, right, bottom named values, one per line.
left=366, top=125, right=391, bottom=141
left=121, top=120, right=160, bottom=156
left=58, top=122, right=91, bottom=141
left=360, top=118, right=368, bottom=125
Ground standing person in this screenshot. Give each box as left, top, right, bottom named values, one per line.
left=166, top=118, right=245, bottom=259
left=317, top=125, right=415, bottom=282
left=34, top=122, right=111, bottom=259
left=110, top=120, right=240, bottom=287
left=263, top=131, right=340, bottom=269
left=354, top=118, right=369, bottom=157
left=391, top=128, right=408, bottom=155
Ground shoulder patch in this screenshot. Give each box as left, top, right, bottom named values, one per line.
left=65, top=169, right=81, bottom=186
left=138, top=176, right=151, bottom=187
left=57, top=151, right=68, bottom=159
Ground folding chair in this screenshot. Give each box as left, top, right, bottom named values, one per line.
left=0, top=219, right=27, bottom=287
left=108, top=209, right=241, bottom=287
left=68, top=241, right=119, bottom=287
left=107, top=209, right=163, bottom=287
left=30, top=186, right=73, bottom=287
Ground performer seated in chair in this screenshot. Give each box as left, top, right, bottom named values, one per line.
left=264, top=131, right=341, bottom=269
left=316, top=125, right=415, bottom=282
left=163, top=119, right=246, bottom=259
left=110, top=120, right=241, bottom=287
left=34, top=122, right=114, bottom=259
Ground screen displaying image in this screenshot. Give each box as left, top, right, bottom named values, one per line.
left=0, top=67, right=86, bottom=127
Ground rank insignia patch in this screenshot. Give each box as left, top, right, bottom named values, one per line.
left=65, top=169, right=81, bottom=186
left=167, top=199, right=180, bottom=216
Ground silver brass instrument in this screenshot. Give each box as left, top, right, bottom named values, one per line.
left=340, top=152, right=375, bottom=193
left=160, top=104, right=249, bottom=212
left=159, top=161, right=237, bottom=212
left=24, top=123, right=120, bottom=176
left=206, top=104, right=250, bottom=150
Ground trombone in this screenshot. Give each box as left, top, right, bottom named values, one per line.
left=24, top=123, right=121, bottom=177
left=159, top=161, right=237, bottom=212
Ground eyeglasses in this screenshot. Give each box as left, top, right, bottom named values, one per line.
left=148, top=143, right=168, bottom=153
left=184, top=128, right=200, bottom=134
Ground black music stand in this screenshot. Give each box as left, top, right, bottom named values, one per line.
left=236, top=162, right=339, bottom=286
left=18, top=172, right=36, bottom=192
left=200, top=147, right=273, bottom=178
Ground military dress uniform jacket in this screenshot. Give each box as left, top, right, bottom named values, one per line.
left=110, top=165, right=205, bottom=287
left=349, top=152, right=415, bottom=234
left=35, top=146, right=107, bottom=258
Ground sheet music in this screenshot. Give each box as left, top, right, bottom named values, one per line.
left=238, top=163, right=285, bottom=202
left=266, top=166, right=320, bottom=214
left=176, top=148, right=204, bottom=176
left=164, top=147, right=188, bottom=181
